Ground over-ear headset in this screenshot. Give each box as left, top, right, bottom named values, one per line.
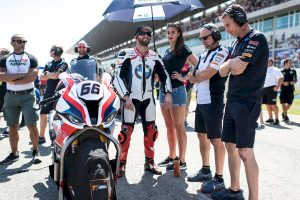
left=225, top=6, right=247, bottom=26
left=52, top=46, right=63, bottom=56
left=203, top=24, right=222, bottom=41
left=74, top=44, right=91, bottom=53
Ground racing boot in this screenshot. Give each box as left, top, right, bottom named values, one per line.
left=117, top=160, right=126, bottom=178
left=144, top=159, right=162, bottom=175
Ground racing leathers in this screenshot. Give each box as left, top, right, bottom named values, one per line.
left=113, top=48, right=172, bottom=176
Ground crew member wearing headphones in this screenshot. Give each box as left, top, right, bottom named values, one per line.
left=214, top=4, right=269, bottom=200
left=39, top=45, right=68, bottom=144
left=73, top=40, right=91, bottom=60
left=188, top=24, right=228, bottom=195
left=71, top=40, right=102, bottom=81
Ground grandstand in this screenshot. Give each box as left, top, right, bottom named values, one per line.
left=75, top=0, right=300, bottom=71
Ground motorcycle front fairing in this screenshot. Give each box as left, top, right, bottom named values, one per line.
left=53, top=72, right=120, bottom=149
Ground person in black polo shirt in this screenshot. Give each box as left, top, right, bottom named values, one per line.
left=39, top=45, right=68, bottom=144
left=212, top=4, right=269, bottom=200
left=280, top=58, right=297, bottom=122
left=0, top=34, right=41, bottom=165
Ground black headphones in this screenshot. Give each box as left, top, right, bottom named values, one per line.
left=225, top=6, right=247, bottom=26
left=51, top=46, right=63, bottom=56
left=74, top=43, right=91, bottom=53
left=203, top=24, right=222, bottom=41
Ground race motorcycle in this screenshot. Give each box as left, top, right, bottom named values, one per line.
left=42, top=59, right=120, bottom=200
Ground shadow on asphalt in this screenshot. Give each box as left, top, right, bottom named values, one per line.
left=264, top=124, right=291, bottom=129
left=33, top=175, right=57, bottom=200
left=22, top=144, right=52, bottom=158
left=0, top=160, right=34, bottom=183
left=256, top=125, right=266, bottom=130
left=185, top=125, right=194, bottom=133
left=286, top=121, right=300, bottom=127
left=117, top=171, right=209, bottom=200
left=257, top=120, right=300, bottom=130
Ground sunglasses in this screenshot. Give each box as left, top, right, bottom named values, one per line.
left=138, top=31, right=152, bottom=37
left=13, top=40, right=27, bottom=45
left=78, top=46, right=87, bottom=49
left=199, top=34, right=212, bottom=41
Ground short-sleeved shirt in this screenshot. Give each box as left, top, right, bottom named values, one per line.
left=0, top=52, right=38, bottom=91
left=196, top=45, right=229, bottom=105
left=263, top=66, right=283, bottom=88
left=43, top=59, right=68, bottom=95
left=227, top=29, right=269, bottom=103
left=281, top=68, right=297, bottom=93
left=162, top=44, right=192, bottom=88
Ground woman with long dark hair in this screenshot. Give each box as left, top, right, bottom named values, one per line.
left=158, top=23, right=198, bottom=171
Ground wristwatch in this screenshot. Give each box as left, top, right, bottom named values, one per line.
left=43, top=71, right=48, bottom=76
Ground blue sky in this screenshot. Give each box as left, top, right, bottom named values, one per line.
left=0, top=0, right=112, bottom=65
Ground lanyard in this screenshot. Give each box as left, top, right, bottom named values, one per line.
left=13, top=53, right=24, bottom=72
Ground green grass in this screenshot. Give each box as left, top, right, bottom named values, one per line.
left=295, top=87, right=300, bottom=96
left=277, top=86, right=300, bottom=115
left=286, top=99, right=300, bottom=115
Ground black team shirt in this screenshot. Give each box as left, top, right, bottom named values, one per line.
left=43, top=59, right=68, bottom=96
left=227, top=29, right=269, bottom=103
left=162, top=44, right=192, bottom=89
left=281, top=68, right=297, bottom=93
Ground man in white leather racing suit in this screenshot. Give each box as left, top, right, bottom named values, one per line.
left=113, top=25, right=172, bottom=177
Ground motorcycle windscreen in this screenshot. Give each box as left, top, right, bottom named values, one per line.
left=70, top=59, right=97, bottom=81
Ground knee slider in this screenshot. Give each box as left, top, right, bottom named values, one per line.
left=118, top=124, right=133, bottom=144
left=145, top=123, right=158, bottom=142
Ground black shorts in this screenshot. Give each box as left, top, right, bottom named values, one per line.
left=280, top=91, right=294, bottom=104
left=40, top=92, right=55, bottom=114
left=194, top=103, right=224, bottom=139
left=262, top=86, right=277, bottom=105
left=222, top=100, right=261, bottom=148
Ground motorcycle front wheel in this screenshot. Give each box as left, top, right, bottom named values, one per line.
left=64, top=137, right=116, bottom=200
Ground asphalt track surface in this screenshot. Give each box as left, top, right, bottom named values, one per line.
left=1, top=101, right=300, bottom=200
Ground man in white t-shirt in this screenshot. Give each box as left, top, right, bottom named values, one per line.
left=188, top=23, right=228, bottom=194
left=262, top=58, right=283, bottom=125
left=0, top=34, right=40, bottom=165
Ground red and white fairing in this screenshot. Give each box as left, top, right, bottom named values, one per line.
left=53, top=72, right=120, bottom=149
